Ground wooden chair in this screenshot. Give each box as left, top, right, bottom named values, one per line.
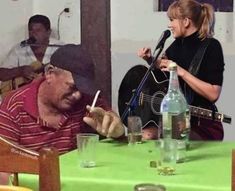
left=232, top=149, right=235, bottom=191
left=0, top=136, right=60, bottom=191
left=0, top=185, right=33, bottom=191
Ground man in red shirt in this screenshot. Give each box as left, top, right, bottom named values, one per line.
left=0, top=44, right=125, bottom=154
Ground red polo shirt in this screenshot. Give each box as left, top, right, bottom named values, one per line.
left=0, top=77, right=109, bottom=154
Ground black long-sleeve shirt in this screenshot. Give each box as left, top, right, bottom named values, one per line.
left=165, top=32, right=224, bottom=109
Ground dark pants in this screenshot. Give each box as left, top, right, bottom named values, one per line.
left=189, top=117, right=224, bottom=140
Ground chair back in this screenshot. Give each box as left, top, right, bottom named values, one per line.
left=232, top=149, right=235, bottom=191
left=0, top=136, right=60, bottom=191
left=0, top=185, right=33, bottom=191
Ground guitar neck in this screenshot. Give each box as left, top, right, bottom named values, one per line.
left=140, top=92, right=232, bottom=124
left=189, top=105, right=232, bottom=124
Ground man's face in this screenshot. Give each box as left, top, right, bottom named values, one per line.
left=47, top=69, right=82, bottom=112
left=28, top=23, right=51, bottom=44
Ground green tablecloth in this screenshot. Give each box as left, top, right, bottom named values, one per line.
left=19, top=140, right=234, bottom=191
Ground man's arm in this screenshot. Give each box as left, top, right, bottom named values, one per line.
left=0, top=44, right=35, bottom=81
left=0, top=66, right=34, bottom=81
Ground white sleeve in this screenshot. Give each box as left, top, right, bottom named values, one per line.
left=1, top=44, right=20, bottom=69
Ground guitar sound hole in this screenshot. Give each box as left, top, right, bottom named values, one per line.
left=151, top=91, right=165, bottom=115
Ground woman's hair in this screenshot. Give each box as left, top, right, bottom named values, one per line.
left=167, top=0, right=215, bottom=39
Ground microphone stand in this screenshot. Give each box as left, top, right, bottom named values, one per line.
left=21, top=43, right=64, bottom=48
left=121, top=45, right=164, bottom=122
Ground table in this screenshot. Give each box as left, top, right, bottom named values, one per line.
left=19, top=140, right=234, bottom=191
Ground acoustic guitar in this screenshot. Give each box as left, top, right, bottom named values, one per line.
left=0, top=61, right=44, bottom=98
left=118, top=65, right=232, bottom=127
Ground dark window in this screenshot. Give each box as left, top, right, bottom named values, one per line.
left=155, top=0, right=233, bottom=12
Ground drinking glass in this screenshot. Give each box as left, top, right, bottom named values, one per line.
left=76, top=133, right=99, bottom=168
left=127, top=116, right=143, bottom=145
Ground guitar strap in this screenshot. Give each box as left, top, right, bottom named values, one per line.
left=184, top=38, right=211, bottom=105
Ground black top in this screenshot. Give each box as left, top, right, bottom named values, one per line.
left=165, top=32, right=225, bottom=109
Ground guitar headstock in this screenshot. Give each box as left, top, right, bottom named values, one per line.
left=222, top=114, right=232, bottom=124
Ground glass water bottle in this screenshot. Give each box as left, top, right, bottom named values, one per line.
left=160, top=61, right=190, bottom=163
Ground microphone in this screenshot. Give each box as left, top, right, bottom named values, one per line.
left=153, top=30, right=171, bottom=52
left=20, top=37, right=36, bottom=47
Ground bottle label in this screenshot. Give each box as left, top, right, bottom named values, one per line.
left=162, top=111, right=190, bottom=140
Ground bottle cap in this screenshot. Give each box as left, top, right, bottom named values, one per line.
left=168, top=61, right=177, bottom=70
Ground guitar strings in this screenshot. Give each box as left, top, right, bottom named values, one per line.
left=141, top=93, right=162, bottom=105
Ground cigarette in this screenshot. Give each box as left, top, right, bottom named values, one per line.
left=91, top=90, right=101, bottom=109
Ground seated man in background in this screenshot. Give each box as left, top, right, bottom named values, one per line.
left=0, top=14, right=63, bottom=97
left=0, top=44, right=125, bottom=154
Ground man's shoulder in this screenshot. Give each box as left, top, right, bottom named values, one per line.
left=3, top=43, right=22, bottom=56
left=0, top=92, right=25, bottom=117
left=2, top=42, right=28, bottom=61
left=0, top=77, right=41, bottom=111
left=1, top=86, right=30, bottom=110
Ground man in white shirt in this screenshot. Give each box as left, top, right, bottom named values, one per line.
left=0, top=14, right=63, bottom=97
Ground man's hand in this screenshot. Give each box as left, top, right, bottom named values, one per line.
left=20, top=65, right=35, bottom=80
left=83, top=106, right=125, bottom=138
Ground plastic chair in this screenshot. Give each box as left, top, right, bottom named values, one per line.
left=0, top=136, right=60, bottom=191
left=0, top=185, right=32, bottom=191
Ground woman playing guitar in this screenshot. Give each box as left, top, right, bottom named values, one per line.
left=137, top=0, right=225, bottom=140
